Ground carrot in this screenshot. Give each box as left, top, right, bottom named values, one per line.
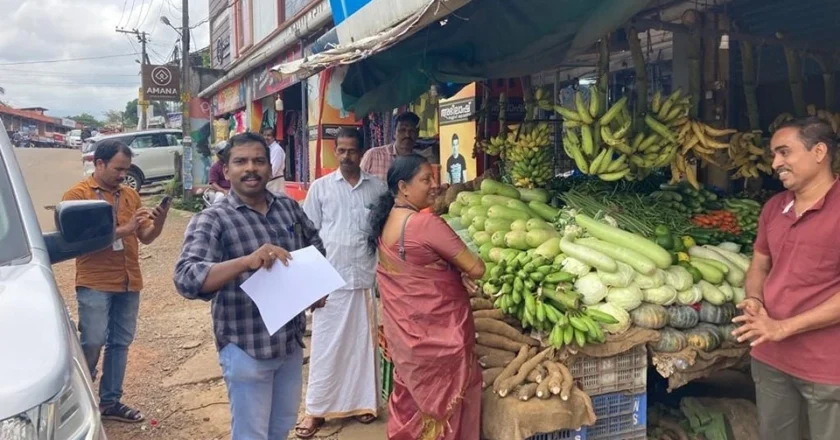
left=481, top=367, right=504, bottom=389
left=498, top=347, right=554, bottom=397
left=474, top=318, right=540, bottom=346
left=493, top=345, right=530, bottom=393
left=475, top=332, right=526, bottom=353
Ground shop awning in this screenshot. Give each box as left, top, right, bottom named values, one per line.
left=273, top=0, right=652, bottom=115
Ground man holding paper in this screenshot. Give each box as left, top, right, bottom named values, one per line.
left=173, top=132, right=326, bottom=440
left=295, top=127, right=386, bottom=438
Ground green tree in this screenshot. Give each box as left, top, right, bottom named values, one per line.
left=124, top=99, right=139, bottom=126
left=104, top=109, right=125, bottom=125
left=68, top=112, right=102, bottom=128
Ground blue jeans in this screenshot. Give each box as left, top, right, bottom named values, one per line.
left=75, top=287, right=140, bottom=407
left=219, top=343, right=303, bottom=440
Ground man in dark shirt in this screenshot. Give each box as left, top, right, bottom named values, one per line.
left=446, top=133, right=468, bottom=184
left=173, top=132, right=326, bottom=440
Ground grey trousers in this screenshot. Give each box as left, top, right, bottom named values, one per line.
left=752, top=359, right=840, bottom=440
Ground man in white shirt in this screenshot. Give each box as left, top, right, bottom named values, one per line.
left=296, top=127, right=386, bottom=438
left=263, top=126, right=286, bottom=195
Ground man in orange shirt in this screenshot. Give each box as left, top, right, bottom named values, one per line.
left=62, top=140, right=169, bottom=423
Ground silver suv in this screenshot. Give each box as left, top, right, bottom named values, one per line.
left=0, top=121, right=110, bottom=439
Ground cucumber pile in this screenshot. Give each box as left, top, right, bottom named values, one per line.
left=442, top=178, right=618, bottom=350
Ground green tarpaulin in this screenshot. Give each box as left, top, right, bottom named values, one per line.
left=340, top=0, right=651, bottom=115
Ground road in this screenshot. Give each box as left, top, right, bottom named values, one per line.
left=15, top=148, right=386, bottom=440
left=13, top=148, right=85, bottom=231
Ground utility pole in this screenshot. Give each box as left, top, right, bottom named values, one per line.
left=117, top=28, right=150, bottom=129
left=181, top=0, right=193, bottom=200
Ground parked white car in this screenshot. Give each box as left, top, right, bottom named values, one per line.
left=82, top=129, right=183, bottom=191
left=1, top=120, right=110, bottom=439
left=67, top=129, right=83, bottom=149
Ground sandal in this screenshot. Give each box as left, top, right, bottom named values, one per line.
left=355, top=414, right=377, bottom=424
left=295, top=417, right=324, bottom=439
left=100, top=402, right=144, bottom=423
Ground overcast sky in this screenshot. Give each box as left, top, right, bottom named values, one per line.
left=0, top=0, right=209, bottom=119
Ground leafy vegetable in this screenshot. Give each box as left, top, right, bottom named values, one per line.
left=676, top=285, right=704, bottom=305
left=606, top=283, right=643, bottom=311
left=574, top=272, right=609, bottom=305
left=596, top=261, right=636, bottom=288
left=561, top=257, right=592, bottom=277
left=664, top=266, right=694, bottom=291
left=586, top=302, right=631, bottom=334
left=634, top=269, right=666, bottom=289
left=644, top=285, right=678, bottom=306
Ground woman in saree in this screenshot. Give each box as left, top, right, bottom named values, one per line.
left=367, top=154, right=485, bottom=440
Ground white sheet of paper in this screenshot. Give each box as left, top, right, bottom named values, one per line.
left=240, top=246, right=346, bottom=335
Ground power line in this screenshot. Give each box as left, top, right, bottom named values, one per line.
left=124, top=0, right=138, bottom=29
left=124, top=34, right=141, bottom=55
left=0, top=54, right=136, bottom=66
left=135, top=0, right=149, bottom=29
left=117, top=0, right=130, bottom=29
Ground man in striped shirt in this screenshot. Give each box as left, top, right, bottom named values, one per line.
left=174, top=132, right=326, bottom=440
left=360, top=111, right=420, bottom=181
left=296, top=127, right=387, bottom=438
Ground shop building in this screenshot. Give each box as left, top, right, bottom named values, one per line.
left=199, top=0, right=333, bottom=198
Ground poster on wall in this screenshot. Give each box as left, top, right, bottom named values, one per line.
left=439, top=84, right=477, bottom=185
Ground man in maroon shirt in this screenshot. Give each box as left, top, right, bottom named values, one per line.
left=732, top=117, right=840, bottom=440
left=204, top=143, right=231, bottom=205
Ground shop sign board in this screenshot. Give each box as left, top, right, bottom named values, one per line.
left=141, top=64, right=181, bottom=101
left=212, top=80, right=246, bottom=115
left=249, top=47, right=303, bottom=101
left=439, top=98, right=475, bottom=126
left=61, top=118, right=77, bottom=128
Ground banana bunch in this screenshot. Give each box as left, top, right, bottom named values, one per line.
left=556, top=90, right=634, bottom=181
left=484, top=250, right=567, bottom=333
left=483, top=135, right=510, bottom=157
left=770, top=105, right=840, bottom=135
left=669, top=153, right=700, bottom=189
left=533, top=87, right=554, bottom=112
left=507, top=123, right=554, bottom=188
left=674, top=119, right=736, bottom=168
left=547, top=308, right=617, bottom=350
left=728, top=131, right=773, bottom=180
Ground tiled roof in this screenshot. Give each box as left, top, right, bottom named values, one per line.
left=0, top=105, right=57, bottom=124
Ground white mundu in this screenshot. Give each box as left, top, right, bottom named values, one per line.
left=302, top=170, right=387, bottom=419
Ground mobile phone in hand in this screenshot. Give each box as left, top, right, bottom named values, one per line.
left=159, top=196, right=171, bottom=208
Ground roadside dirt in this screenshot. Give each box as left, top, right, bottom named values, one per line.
left=52, top=208, right=386, bottom=440
left=19, top=148, right=385, bottom=439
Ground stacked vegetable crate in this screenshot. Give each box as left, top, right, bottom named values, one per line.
left=529, top=345, right=648, bottom=440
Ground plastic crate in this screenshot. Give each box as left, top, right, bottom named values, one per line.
left=570, top=344, right=647, bottom=395
left=379, top=347, right=394, bottom=402
left=528, top=392, right=647, bottom=440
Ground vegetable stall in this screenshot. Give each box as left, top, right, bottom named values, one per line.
left=438, top=167, right=757, bottom=438
left=331, top=0, right=840, bottom=437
